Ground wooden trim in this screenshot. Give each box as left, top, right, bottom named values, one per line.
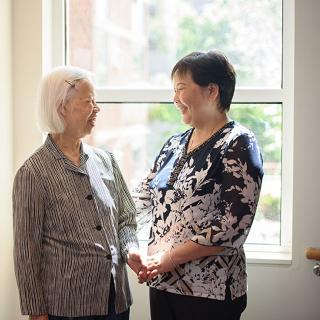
left=305, top=247, right=320, bottom=260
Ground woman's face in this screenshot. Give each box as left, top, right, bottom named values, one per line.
left=60, top=79, right=100, bottom=138
left=172, top=71, right=218, bottom=127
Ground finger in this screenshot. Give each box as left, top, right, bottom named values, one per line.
left=138, top=278, right=144, bottom=284
left=138, top=274, right=147, bottom=283
left=138, top=270, right=146, bottom=276
left=147, top=263, right=159, bottom=271
left=139, top=265, right=148, bottom=272
left=138, top=271, right=148, bottom=280
left=148, top=269, right=159, bottom=279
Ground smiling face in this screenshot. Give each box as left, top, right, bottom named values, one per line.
left=172, top=71, right=219, bottom=127
left=59, top=79, right=100, bottom=139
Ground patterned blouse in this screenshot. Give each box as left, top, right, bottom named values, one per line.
left=134, top=121, right=263, bottom=300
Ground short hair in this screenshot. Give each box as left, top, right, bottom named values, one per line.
left=37, top=65, right=92, bottom=134
left=171, top=50, right=236, bottom=112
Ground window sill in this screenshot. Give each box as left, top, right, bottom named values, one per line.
left=246, top=250, right=292, bottom=265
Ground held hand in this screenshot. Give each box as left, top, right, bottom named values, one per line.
left=127, top=249, right=145, bottom=274
left=127, top=250, right=148, bottom=283
left=146, top=250, right=176, bottom=279
left=29, top=315, right=49, bottom=320
left=137, top=268, right=150, bottom=284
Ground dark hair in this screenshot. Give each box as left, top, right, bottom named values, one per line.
left=171, top=50, right=236, bottom=112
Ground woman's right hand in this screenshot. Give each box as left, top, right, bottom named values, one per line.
left=127, top=250, right=149, bottom=283
left=146, top=251, right=175, bottom=279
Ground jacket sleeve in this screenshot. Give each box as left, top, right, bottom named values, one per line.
left=13, top=165, right=47, bottom=315
left=191, top=133, right=264, bottom=250
left=110, top=154, right=139, bottom=261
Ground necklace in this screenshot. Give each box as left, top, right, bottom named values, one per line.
left=187, top=131, right=210, bottom=153
left=168, top=120, right=233, bottom=186
left=187, top=120, right=231, bottom=154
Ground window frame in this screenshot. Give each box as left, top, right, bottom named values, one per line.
left=48, top=0, right=294, bottom=263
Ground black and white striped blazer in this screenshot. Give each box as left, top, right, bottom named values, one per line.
left=13, top=135, right=139, bottom=317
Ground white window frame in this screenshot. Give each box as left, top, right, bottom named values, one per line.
left=46, top=0, right=294, bottom=264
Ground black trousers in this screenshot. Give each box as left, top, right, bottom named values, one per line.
left=48, top=277, right=130, bottom=320
left=149, top=287, right=247, bottom=320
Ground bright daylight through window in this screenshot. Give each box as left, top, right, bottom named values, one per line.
left=65, top=0, right=283, bottom=245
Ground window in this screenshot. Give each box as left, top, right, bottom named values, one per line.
left=66, top=0, right=282, bottom=89
left=50, top=0, right=293, bottom=253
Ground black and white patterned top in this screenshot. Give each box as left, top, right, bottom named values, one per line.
left=134, top=121, right=263, bottom=300
left=13, top=135, right=139, bottom=317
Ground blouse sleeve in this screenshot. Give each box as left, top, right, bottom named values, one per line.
left=13, top=165, right=47, bottom=315
left=191, top=133, right=264, bottom=250
left=110, top=154, right=139, bottom=261
left=131, top=138, right=171, bottom=230
left=131, top=169, right=157, bottom=230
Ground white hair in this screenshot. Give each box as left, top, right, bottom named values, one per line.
left=37, top=65, right=93, bottom=134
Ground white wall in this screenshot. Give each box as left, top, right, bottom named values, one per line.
left=1, top=0, right=319, bottom=319
left=12, top=0, right=43, bottom=169
left=0, top=0, right=16, bottom=319
left=244, top=1, right=320, bottom=319
left=0, top=1, right=43, bottom=319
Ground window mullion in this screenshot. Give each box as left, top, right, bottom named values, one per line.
left=96, top=88, right=284, bottom=104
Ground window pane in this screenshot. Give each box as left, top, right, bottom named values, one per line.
left=67, top=0, right=282, bottom=88
left=229, top=104, right=282, bottom=245
left=85, top=103, right=282, bottom=245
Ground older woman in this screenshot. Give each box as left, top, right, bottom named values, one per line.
left=133, top=51, right=264, bottom=320
left=13, top=66, right=143, bottom=320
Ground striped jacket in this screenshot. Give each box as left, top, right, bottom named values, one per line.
left=13, top=135, right=139, bottom=317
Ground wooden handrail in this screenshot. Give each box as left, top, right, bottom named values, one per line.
left=305, top=247, right=320, bottom=260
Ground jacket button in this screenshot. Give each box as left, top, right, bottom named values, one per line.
left=96, top=225, right=102, bottom=231
left=106, top=254, right=112, bottom=259
left=86, top=194, right=93, bottom=200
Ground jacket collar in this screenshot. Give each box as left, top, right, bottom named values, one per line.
left=44, top=134, right=89, bottom=172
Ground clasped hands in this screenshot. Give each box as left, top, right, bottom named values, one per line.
left=127, top=249, right=176, bottom=283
